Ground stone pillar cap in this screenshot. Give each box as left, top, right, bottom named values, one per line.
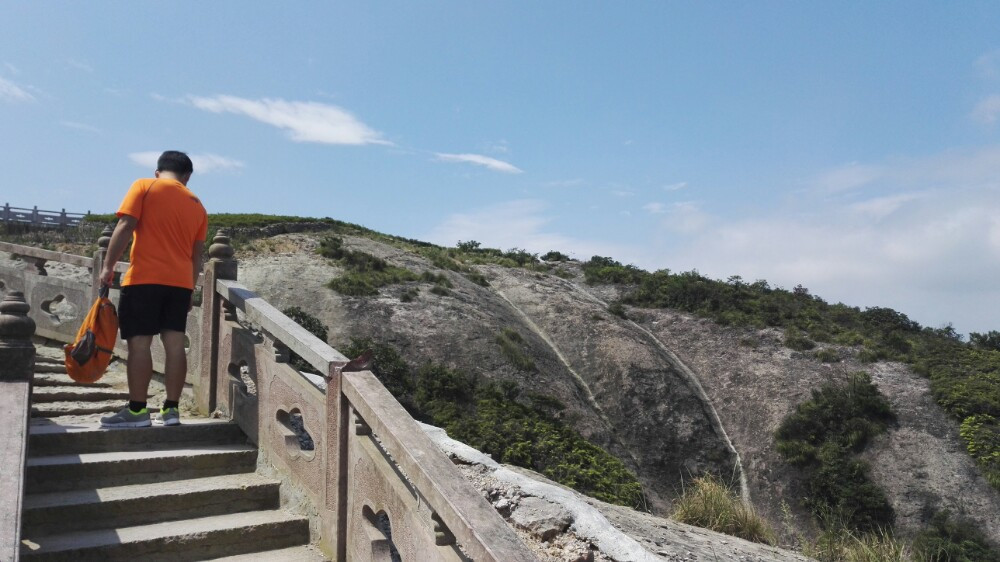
left=0, top=291, right=35, bottom=345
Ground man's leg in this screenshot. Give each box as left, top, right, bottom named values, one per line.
left=160, top=330, right=187, bottom=402
left=126, top=335, right=155, bottom=402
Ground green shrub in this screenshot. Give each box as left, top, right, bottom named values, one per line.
left=911, top=510, right=1000, bottom=562
left=496, top=328, right=535, bottom=371
left=464, top=271, right=490, bottom=286
left=804, top=525, right=910, bottom=562
left=785, top=328, right=817, bottom=351
left=341, top=338, right=416, bottom=406
left=430, top=285, right=451, bottom=297
left=959, top=414, right=1000, bottom=487
left=815, top=348, right=841, bottom=363
left=608, top=301, right=628, bottom=319
left=400, top=289, right=418, bottom=303
left=340, top=338, right=643, bottom=507
left=776, top=373, right=896, bottom=532
left=541, top=250, right=570, bottom=262
left=672, top=475, right=776, bottom=545
left=320, top=236, right=419, bottom=296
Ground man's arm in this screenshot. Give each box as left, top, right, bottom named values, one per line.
left=190, top=241, right=204, bottom=310
left=191, top=241, right=204, bottom=288
left=99, top=215, right=137, bottom=286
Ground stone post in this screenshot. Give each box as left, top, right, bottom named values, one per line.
left=0, top=292, right=36, bottom=561
left=195, top=229, right=237, bottom=415
left=323, top=362, right=350, bottom=561
left=91, top=224, right=113, bottom=301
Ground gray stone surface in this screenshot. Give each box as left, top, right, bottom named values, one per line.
left=423, top=422, right=812, bottom=562
left=510, top=496, right=574, bottom=542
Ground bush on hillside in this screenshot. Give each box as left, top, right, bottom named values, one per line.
left=339, top=337, right=644, bottom=507
left=496, top=328, right=535, bottom=371
left=911, top=510, right=1000, bottom=562
left=672, top=475, right=776, bottom=545
left=776, top=373, right=896, bottom=532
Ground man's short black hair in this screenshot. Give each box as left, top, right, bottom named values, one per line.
left=157, top=151, right=194, bottom=176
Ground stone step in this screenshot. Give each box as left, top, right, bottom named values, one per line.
left=32, top=362, right=68, bottom=374
left=26, top=444, right=257, bottom=493
left=31, top=374, right=113, bottom=388
left=31, top=386, right=131, bottom=403
left=19, top=509, right=310, bottom=561
left=206, top=545, right=329, bottom=561
left=22, top=473, right=280, bottom=536
left=31, top=400, right=124, bottom=418
left=34, top=355, right=64, bottom=366
left=29, top=419, right=247, bottom=456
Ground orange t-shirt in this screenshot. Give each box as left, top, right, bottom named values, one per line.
left=117, top=178, right=208, bottom=289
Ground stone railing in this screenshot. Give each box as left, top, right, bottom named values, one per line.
left=2, top=204, right=89, bottom=228
left=0, top=292, right=35, bottom=561
left=0, top=228, right=536, bottom=561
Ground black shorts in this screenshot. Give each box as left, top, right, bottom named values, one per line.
left=118, top=284, right=193, bottom=340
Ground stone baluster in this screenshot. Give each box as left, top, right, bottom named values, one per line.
left=0, top=292, right=36, bottom=560
left=196, top=229, right=237, bottom=415
left=91, top=224, right=114, bottom=301
left=2, top=203, right=9, bottom=224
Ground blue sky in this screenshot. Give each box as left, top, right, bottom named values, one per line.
left=3, top=2, right=1000, bottom=335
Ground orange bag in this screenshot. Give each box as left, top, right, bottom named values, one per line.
left=64, top=286, right=118, bottom=383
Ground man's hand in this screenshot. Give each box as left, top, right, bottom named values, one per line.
left=99, top=264, right=115, bottom=288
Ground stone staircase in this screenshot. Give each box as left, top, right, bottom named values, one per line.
left=19, top=347, right=327, bottom=561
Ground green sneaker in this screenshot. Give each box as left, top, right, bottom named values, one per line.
left=100, top=407, right=151, bottom=428
left=159, top=407, right=181, bottom=426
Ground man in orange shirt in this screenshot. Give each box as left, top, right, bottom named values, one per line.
left=99, top=151, right=208, bottom=428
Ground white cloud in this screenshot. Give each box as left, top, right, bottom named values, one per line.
left=813, top=162, right=884, bottom=193
left=972, top=94, right=1000, bottom=125
left=435, top=153, right=523, bottom=174
left=663, top=201, right=710, bottom=234
left=128, top=152, right=245, bottom=174
left=663, top=181, right=688, bottom=192
left=0, top=76, right=34, bottom=102
left=849, top=192, right=923, bottom=219
left=60, top=121, right=102, bottom=134
left=3, top=62, right=19, bottom=75
left=813, top=146, right=1000, bottom=194
left=657, top=147, right=1000, bottom=334
left=643, top=202, right=666, bottom=214
left=187, top=95, right=389, bottom=146
left=425, top=199, right=637, bottom=261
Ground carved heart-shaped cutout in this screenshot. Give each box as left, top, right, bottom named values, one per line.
left=40, top=294, right=78, bottom=325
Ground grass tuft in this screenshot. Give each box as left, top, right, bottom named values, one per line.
left=672, top=475, right=776, bottom=545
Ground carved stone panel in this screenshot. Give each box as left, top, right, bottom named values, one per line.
left=346, top=413, right=465, bottom=562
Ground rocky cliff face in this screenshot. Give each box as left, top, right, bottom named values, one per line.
left=237, top=234, right=737, bottom=515
left=236, top=232, right=1000, bottom=546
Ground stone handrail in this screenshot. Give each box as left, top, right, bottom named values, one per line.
left=215, top=279, right=349, bottom=374
left=0, top=292, right=35, bottom=562
left=0, top=242, right=96, bottom=269
left=1, top=204, right=88, bottom=228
